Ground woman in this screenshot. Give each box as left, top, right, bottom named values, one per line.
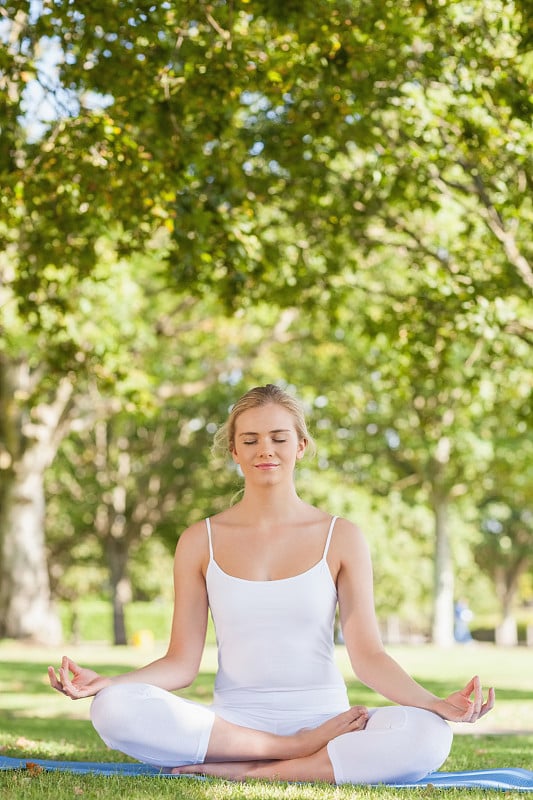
left=49, top=384, right=494, bottom=784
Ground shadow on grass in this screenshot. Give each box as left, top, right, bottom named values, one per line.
left=2, top=661, right=533, bottom=770
left=0, top=716, right=118, bottom=761
left=0, top=662, right=144, bottom=696
left=4, top=662, right=531, bottom=702
left=1, top=661, right=216, bottom=695
left=2, top=717, right=532, bottom=771
left=346, top=677, right=533, bottom=706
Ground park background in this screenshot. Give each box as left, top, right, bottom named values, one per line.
left=0, top=1, right=532, bottom=791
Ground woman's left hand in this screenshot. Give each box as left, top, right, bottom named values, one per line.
left=433, top=675, right=495, bottom=722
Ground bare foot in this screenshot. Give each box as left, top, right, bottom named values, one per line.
left=293, top=706, right=368, bottom=757
left=172, top=759, right=274, bottom=780
left=173, top=747, right=336, bottom=783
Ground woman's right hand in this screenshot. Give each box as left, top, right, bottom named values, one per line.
left=48, top=655, right=112, bottom=699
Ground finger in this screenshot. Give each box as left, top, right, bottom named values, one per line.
left=456, top=676, right=478, bottom=720
left=58, top=673, right=85, bottom=699
left=347, top=714, right=368, bottom=731
left=59, top=665, right=79, bottom=695
left=47, top=666, right=64, bottom=692
left=445, top=690, right=472, bottom=716
left=471, top=676, right=482, bottom=717
left=479, top=687, right=496, bottom=719
left=62, top=655, right=80, bottom=675
left=460, top=676, right=476, bottom=699
left=464, top=682, right=494, bottom=723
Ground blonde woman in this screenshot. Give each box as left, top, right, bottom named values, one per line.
left=50, top=384, right=494, bottom=784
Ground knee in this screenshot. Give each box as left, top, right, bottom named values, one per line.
left=406, top=708, right=453, bottom=775
left=367, top=706, right=452, bottom=780
left=90, top=682, right=152, bottom=744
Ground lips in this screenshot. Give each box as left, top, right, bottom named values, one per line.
left=255, top=463, right=278, bottom=469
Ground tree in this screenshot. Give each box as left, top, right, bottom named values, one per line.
left=474, top=431, right=533, bottom=645
left=477, top=501, right=532, bottom=645
left=0, top=247, right=147, bottom=639
left=1, top=0, right=530, bottom=642
left=0, top=0, right=430, bottom=640
left=3, top=0, right=475, bottom=305
left=0, top=354, right=70, bottom=642
left=43, top=276, right=298, bottom=644
left=276, top=0, right=532, bottom=644
left=266, top=247, right=531, bottom=645
left=0, top=1, right=384, bottom=638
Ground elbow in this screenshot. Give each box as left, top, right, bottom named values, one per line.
left=349, top=648, right=388, bottom=687
left=177, top=670, right=197, bottom=689
left=163, top=652, right=200, bottom=690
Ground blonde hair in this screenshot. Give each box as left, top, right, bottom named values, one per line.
left=213, top=384, right=316, bottom=457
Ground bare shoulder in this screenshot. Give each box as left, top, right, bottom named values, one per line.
left=333, top=515, right=367, bottom=541
left=206, top=507, right=240, bottom=528
left=174, top=519, right=209, bottom=568
left=331, top=516, right=372, bottom=560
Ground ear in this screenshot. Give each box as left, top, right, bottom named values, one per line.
left=296, top=438, right=307, bottom=460
left=230, top=446, right=240, bottom=464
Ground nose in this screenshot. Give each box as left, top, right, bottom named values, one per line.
left=258, top=438, right=274, bottom=457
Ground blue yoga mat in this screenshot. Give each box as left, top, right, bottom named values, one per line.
left=1, top=757, right=532, bottom=790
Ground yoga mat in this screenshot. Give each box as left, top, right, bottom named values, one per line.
left=1, top=757, right=532, bottom=789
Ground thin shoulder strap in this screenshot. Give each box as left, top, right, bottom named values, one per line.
left=323, top=515, right=338, bottom=559
left=205, top=517, right=214, bottom=560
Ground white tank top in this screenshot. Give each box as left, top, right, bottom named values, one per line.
left=205, top=516, right=349, bottom=732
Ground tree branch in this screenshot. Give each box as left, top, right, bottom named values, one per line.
left=431, top=162, right=533, bottom=293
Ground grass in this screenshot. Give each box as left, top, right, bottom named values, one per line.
left=0, top=640, right=532, bottom=799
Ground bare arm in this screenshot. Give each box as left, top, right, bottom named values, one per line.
left=49, top=522, right=209, bottom=698
left=335, top=519, right=494, bottom=722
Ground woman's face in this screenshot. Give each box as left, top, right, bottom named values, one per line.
left=231, top=403, right=306, bottom=484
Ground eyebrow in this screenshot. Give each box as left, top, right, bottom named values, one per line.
left=238, top=429, right=292, bottom=437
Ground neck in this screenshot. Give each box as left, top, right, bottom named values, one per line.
left=238, top=484, right=305, bottom=521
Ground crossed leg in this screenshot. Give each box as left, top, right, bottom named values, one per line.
left=174, top=746, right=335, bottom=782
left=91, top=683, right=368, bottom=771
left=175, top=706, right=454, bottom=785
left=173, top=711, right=349, bottom=781
left=91, top=684, right=452, bottom=784
left=201, top=704, right=369, bottom=763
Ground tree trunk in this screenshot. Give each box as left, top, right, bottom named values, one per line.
left=0, top=356, right=73, bottom=642
left=431, top=492, right=455, bottom=646
left=0, top=455, right=62, bottom=643
left=106, top=537, right=132, bottom=646
left=495, top=613, right=518, bottom=646
left=494, top=566, right=519, bottom=646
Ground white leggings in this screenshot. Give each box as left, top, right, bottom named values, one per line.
left=90, top=683, right=453, bottom=785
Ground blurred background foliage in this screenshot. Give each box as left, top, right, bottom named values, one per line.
left=0, top=0, right=531, bottom=647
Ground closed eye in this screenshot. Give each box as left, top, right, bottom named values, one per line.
left=243, top=438, right=287, bottom=445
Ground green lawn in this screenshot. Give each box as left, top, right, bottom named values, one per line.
left=0, top=640, right=532, bottom=799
